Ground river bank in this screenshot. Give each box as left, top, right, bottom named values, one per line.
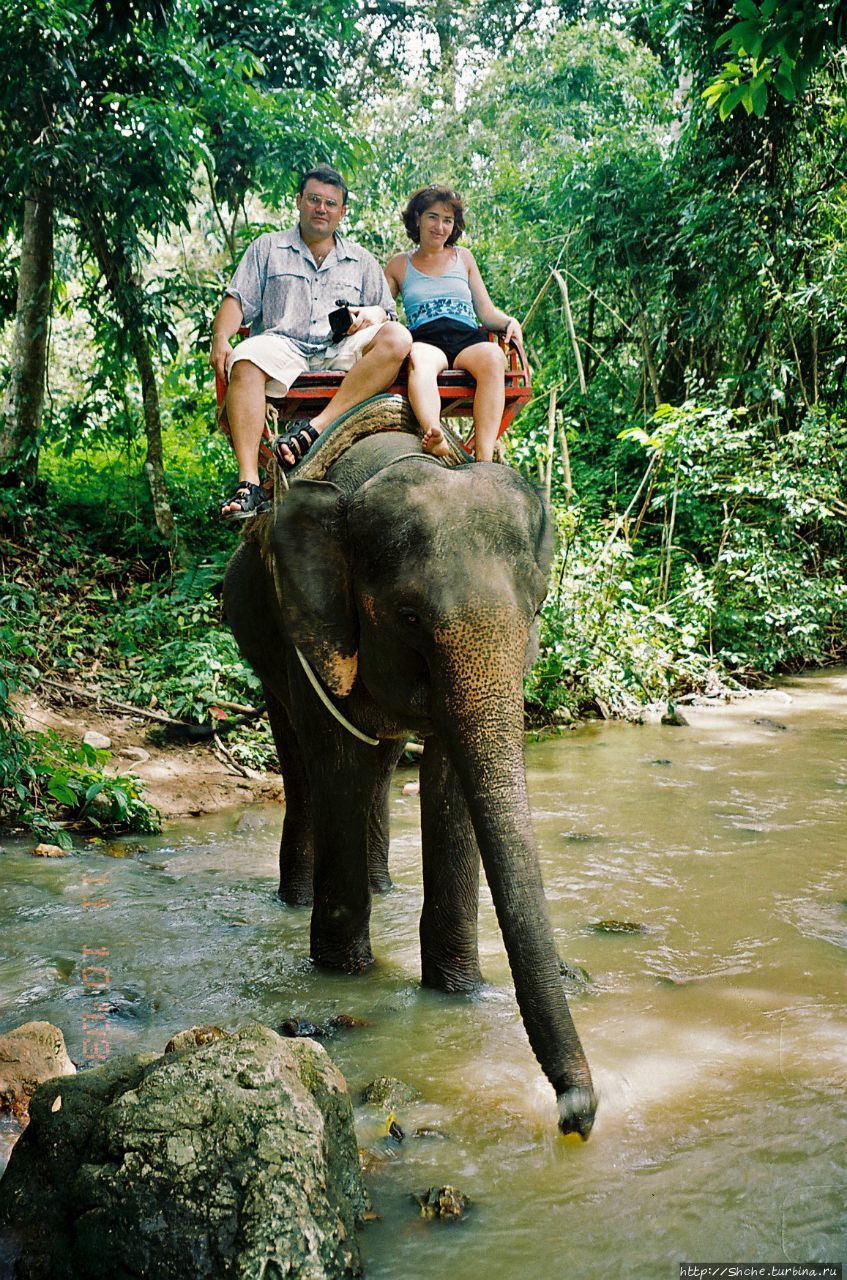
left=17, top=687, right=282, bottom=824
left=11, top=670, right=792, bottom=831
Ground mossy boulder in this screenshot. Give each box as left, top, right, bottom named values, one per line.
left=0, top=1023, right=367, bottom=1279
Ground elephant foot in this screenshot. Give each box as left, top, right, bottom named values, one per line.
left=369, top=870, right=393, bottom=894
left=311, top=906, right=373, bottom=974
left=278, top=882, right=313, bottom=908
left=311, top=946, right=374, bottom=975
left=556, top=1085, right=597, bottom=1140
left=421, top=961, right=483, bottom=994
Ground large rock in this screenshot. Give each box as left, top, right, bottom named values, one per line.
left=0, top=1022, right=76, bottom=1119
left=0, top=1023, right=368, bottom=1279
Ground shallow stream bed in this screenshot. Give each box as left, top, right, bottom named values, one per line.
left=2, top=671, right=845, bottom=1277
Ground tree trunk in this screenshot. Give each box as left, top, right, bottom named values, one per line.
left=0, top=183, right=53, bottom=484
left=130, top=324, right=179, bottom=548
left=84, top=219, right=180, bottom=552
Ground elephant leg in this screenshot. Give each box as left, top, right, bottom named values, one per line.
left=419, top=735, right=483, bottom=992
left=265, top=689, right=313, bottom=906
left=303, top=734, right=396, bottom=973
left=368, top=740, right=405, bottom=893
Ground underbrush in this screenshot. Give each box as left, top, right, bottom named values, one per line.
left=526, top=401, right=847, bottom=716
left=3, top=396, right=846, bottom=838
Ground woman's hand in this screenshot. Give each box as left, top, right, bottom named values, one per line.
left=503, top=316, right=523, bottom=348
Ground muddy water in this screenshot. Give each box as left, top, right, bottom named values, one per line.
left=1, top=672, right=845, bottom=1276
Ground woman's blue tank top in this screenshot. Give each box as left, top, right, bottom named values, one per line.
left=400, top=250, right=477, bottom=331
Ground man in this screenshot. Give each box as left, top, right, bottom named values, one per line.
left=210, top=166, right=412, bottom=520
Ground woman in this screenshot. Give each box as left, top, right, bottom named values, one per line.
left=384, top=185, right=523, bottom=462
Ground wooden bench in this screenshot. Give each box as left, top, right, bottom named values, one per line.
left=216, top=331, right=531, bottom=460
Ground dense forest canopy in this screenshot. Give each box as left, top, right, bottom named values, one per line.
left=1, top=0, right=845, bottom=837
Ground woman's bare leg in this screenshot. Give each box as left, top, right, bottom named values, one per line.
left=408, top=341, right=450, bottom=455
left=454, top=341, right=506, bottom=461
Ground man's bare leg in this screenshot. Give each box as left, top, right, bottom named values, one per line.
left=275, top=322, right=412, bottom=465
left=221, top=360, right=273, bottom=517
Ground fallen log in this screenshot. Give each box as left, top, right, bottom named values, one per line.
left=37, top=676, right=265, bottom=741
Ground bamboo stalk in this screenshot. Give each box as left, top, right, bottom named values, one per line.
left=545, top=387, right=556, bottom=502
left=521, top=271, right=555, bottom=333
left=555, top=264, right=635, bottom=335
left=558, top=422, right=573, bottom=502
left=662, top=478, right=679, bottom=602
left=635, top=306, right=662, bottom=408
left=552, top=268, right=587, bottom=394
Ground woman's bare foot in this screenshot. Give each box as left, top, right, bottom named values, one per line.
left=421, top=425, right=451, bottom=458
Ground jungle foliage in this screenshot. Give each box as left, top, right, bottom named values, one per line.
left=1, top=0, right=846, bottom=831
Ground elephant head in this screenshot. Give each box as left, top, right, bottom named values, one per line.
left=271, top=451, right=596, bottom=1138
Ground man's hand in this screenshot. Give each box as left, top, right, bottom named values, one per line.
left=346, top=305, right=386, bottom=334
left=210, top=332, right=232, bottom=383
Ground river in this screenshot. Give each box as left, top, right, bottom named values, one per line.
left=1, top=671, right=845, bottom=1276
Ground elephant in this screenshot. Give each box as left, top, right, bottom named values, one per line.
left=223, top=426, right=597, bottom=1138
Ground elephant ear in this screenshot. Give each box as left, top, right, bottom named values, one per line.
left=271, top=479, right=358, bottom=698
left=523, top=485, right=553, bottom=606
left=532, top=487, right=554, bottom=577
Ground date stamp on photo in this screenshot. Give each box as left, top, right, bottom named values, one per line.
left=80, top=869, right=112, bottom=1064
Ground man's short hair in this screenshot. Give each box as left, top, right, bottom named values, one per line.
left=298, top=166, right=348, bottom=204
left=402, top=185, right=466, bottom=246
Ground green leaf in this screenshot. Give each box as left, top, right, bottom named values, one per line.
left=729, top=19, right=762, bottom=50
left=773, top=72, right=796, bottom=100
left=84, top=780, right=105, bottom=804
left=751, top=80, right=768, bottom=116
left=735, top=0, right=759, bottom=18
left=48, top=782, right=78, bottom=807
left=719, top=84, right=749, bottom=118
left=111, top=788, right=129, bottom=818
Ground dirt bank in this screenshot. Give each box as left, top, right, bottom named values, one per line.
left=20, top=690, right=283, bottom=822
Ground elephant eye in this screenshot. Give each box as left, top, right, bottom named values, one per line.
left=400, top=609, right=420, bottom=628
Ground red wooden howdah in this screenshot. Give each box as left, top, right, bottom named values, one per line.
left=215, top=330, right=532, bottom=459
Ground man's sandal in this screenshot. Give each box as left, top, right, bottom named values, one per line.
left=220, top=480, right=271, bottom=523
left=272, top=421, right=321, bottom=471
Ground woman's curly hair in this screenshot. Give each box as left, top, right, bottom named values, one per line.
left=402, top=185, right=465, bottom=245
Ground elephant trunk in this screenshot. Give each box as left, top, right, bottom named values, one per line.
left=431, top=618, right=597, bottom=1138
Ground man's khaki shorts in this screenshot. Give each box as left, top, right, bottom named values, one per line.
left=227, top=321, right=391, bottom=397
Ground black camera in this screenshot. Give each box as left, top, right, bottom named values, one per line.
left=329, top=299, right=353, bottom=342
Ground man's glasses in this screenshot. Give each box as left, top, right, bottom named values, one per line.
left=303, top=193, right=341, bottom=210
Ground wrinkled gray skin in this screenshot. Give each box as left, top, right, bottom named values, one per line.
left=224, top=433, right=596, bottom=1138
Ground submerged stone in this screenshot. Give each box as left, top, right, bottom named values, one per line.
left=360, top=1076, right=422, bottom=1108
left=558, top=960, right=594, bottom=993
left=327, top=1015, right=372, bottom=1032
left=280, top=1018, right=324, bottom=1039
left=30, top=843, right=69, bottom=858
left=414, top=1185, right=470, bottom=1220
left=588, top=920, right=649, bottom=935
left=0, top=1023, right=368, bottom=1279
